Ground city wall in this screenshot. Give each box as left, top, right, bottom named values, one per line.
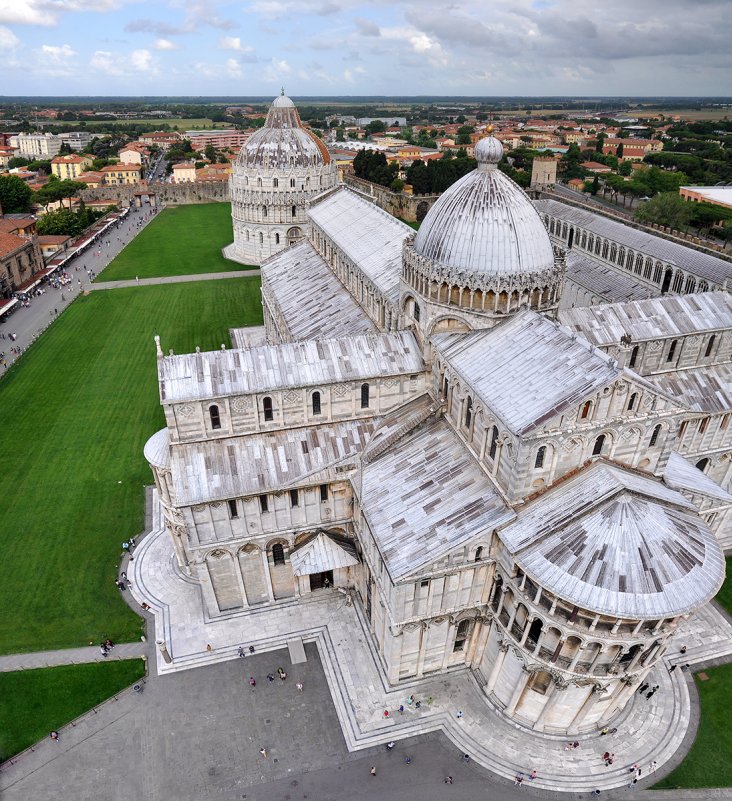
left=80, top=181, right=230, bottom=207
left=343, top=175, right=440, bottom=222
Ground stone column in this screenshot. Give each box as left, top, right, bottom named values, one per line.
left=533, top=680, right=565, bottom=730
left=569, top=684, right=602, bottom=730
left=261, top=550, right=276, bottom=602
left=156, top=639, right=172, bottom=664
left=485, top=643, right=509, bottom=695
left=505, top=668, right=531, bottom=716
left=196, top=562, right=221, bottom=618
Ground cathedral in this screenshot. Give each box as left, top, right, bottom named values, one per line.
left=145, top=94, right=732, bottom=735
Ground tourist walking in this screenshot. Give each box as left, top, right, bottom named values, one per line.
left=259, top=747, right=267, bottom=758
left=370, top=766, right=376, bottom=777
left=249, top=676, right=256, bottom=687
left=296, top=681, right=303, bottom=692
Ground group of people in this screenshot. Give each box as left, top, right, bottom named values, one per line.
left=248, top=666, right=303, bottom=693
left=99, top=638, right=115, bottom=657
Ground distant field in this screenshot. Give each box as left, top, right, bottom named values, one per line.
left=45, top=118, right=230, bottom=129
left=632, top=109, right=732, bottom=121
left=97, top=203, right=255, bottom=280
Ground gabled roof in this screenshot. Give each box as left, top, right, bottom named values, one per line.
left=290, top=531, right=359, bottom=576
left=307, top=186, right=412, bottom=306
left=360, top=408, right=513, bottom=580
left=498, top=460, right=725, bottom=619
left=560, top=292, right=732, bottom=346
left=649, top=362, right=732, bottom=414
left=158, top=330, right=422, bottom=404
left=260, top=240, right=376, bottom=341
left=663, top=451, right=732, bottom=504
left=434, top=309, right=621, bottom=435
left=565, top=250, right=654, bottom=304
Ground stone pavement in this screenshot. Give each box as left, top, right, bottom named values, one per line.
left=0, top=642, right=147, bottom=673
left=123, top=492, right=727, bottom=795
left=88, top=268, right=260, bottom=291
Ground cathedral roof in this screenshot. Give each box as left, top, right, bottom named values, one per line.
left=308, top=187, right=412, bottom=306
left=434, top=309, right=621, bottom=435
left=170, top=419, right=375, bottom=506
left=260, top=240, right=377, bottom=341
left=290, top=531, right=359, bottom=577
left=560, top=291, right=732, bottom=347
left=157, top=330, right=423, bottom=404
left=236, top=93, right=330, bottom=170
left=663, top=451, right=732, bottom=504
left=499, top=460, right=725, bottom=619
left=412, top=135, right=556, bottom=279
left=648, top=362, right=732, bottom=414
left=360, top=405, right=513, bottom=580
left=564, top=250, right=654, bottom=304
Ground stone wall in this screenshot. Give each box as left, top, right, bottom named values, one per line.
left=80, top=180, right=230, bottom=207
left=343, top=175, right=440, bottom=222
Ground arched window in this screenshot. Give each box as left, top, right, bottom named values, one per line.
left=272, top=543, right=286, bottom=565
left=209, top=405, right=221, bottom=430
left=593, top=434, right=605, bottom=456
left=474, top=546, right=484, bottom=562
left=290, top=178, right=295, bottom=188
left=257, top=177, right=262, bottom=186
left=661, top=268, right=673, bottom=293
left=312, top=391, right=321, bottom=415
left=360, top=383, right=370, bottom=409
left=275, top=233, right=280, bottom=244
left=699, top=281, right=709, bottom=292
left=629, top=345, right=639, bottom=369
left=292, top=205, right=297, bottom=217
left=259, top=232, right=263, bottom=244
left=653, top=264, right=663, bottom=284
left=627, top=392, right=637, bottom=411
left=262, top=205, right=267, bottom=218
left=696, top=458, right=710, bottom=473
left=527, top=617, right=543, bottom=645
left=443, top=376, right=449, bottom=398
left=649, top=424, right=661, bottom=447
left=672, top=271, right=684, bottom=293
left=489, top=425, right=499, bottom=460
left=666, top=339, right=678, bottom=362
left=464, top=396, right=473, bottom=429
left=685, top=276, right=696, bottom=294
left=263, top=396, right=273, bottom=421
left=705, top=335, right=716, bottom=358
left=453, top=619, right=471, bottom=652
left=245, top=229, right=250, bottom=241
left=535, top=446, right=546, bottom=469
left=580, top=400, right=592, bottom=419
left=413, top=301, right=420, bottom=322
left=273, top=178, right=278, bottom=187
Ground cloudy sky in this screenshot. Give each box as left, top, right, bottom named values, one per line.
left=1, top=0, right=730, bottom=97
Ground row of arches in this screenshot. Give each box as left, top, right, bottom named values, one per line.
left=545, top=215, right=712, bottom=295
left=235, top=225, right=303, bottom=248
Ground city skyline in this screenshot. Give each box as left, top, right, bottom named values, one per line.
left=1, top=0, right=731, bottom=97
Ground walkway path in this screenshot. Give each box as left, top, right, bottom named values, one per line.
left=124, top=492, right=732, bottom=795
left=89, top=268, right=260, bottom=291
left=0, top=642, right=147, bottom=673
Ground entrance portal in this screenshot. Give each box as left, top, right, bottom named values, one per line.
left=309, top=570, right=333, bottom=591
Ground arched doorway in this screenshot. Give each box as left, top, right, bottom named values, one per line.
left=661, top=268, right=673, bottom=294
left=287, top=226, right=303, bottom=246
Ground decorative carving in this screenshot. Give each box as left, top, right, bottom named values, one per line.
left=231, top=396, right=252, bottom=413
left=191, top=504, right=206, bottom=513
left=178, top=404, right=194, bottom=418
left=210, top=502, right=222, bottom=509
left=384, top=377, right=399, bottom=388
left=332, top=383, right=349, bottom=397
left=284, top=389, right=301, bottom=403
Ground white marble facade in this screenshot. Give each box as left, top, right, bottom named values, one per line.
left=146, top=132, right=732, bottom=736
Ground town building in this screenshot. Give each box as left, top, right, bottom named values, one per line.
left=679, top=186, right=732, bottom=212
left=37, top=234, right=72, bottom=260
left=118, top=144, right=150, bottom=167
left=224, top=93, right=338, bottom=266
left=13, top=132, right=63, bottom=159
left=0, top=213, right=44, bottom=297
left=51, top=154, right=94, bottom=180
left=145, top=133, right=730, bottom=737
left=57, top=131, right=94, bottom=151
left=99, top=163, right=143, bottom=185
left=186, top=130, right=251, bottom=152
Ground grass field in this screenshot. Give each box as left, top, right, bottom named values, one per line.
left=0, top=660, right=145, bottom=761
left=654, top=663, right=732, bottom=789
left=45, top=118, right=231, bottom=129
left=0, top=278, right=263, bottom=654
left=713, top=557, right=732, bottom=615
left=96, top=203, right=255, bottom=281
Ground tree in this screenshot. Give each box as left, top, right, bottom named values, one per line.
left=365, top=119, right=386, bottom=136
left=591, top=175, right=599, bottom=195
left=390, top=178, right=405, bottom=192
left=635, top=192, right=693, bottom=230
left=0, top=174, right=32, bottom=213
left=204, top=144, right=216, bottom=162
left=58, top=141, right=73, bottom=155
left=336, top=128, right=345, bottom=142
left=406, top=159, right=430, bottom=194
left=596, top=133, right=606, bottom=152
left=619, top=161, right=633, bottom=176
left=7, top=157, right=30, bottom=169
left=456, top=114, right=466, bottom=124
left=616, top=143, right=624, bottom=159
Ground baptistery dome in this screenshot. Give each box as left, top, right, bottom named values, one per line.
left=413, top=134, right=555, bottom=278
left=225, top=91, right=338, bottom=266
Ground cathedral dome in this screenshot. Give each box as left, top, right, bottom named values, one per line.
left=236, top=92, right=330, bottom=170
left=412, top=134, right=555, bottom=278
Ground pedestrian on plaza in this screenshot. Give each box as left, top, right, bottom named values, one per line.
left=629, top=763, right=639, bottom=774
left=277, top=667, right=287, bottom=681
left=650, top=760, right=658, bottom=772
left=249, top=645, right=255, bottom=655
left=100, top=644, right=108, bottom=657
left=646, top=685, right=659, bottom=699
left=267, top=673, right=275, bottom=682
left=530, top=769, right=537, bottom=780
left=238, top=646, right=245, bottom=658
left=456, top=710, right=463, bottom=719
left=105, top=638, right=114, bottom=649
left=384, top=709, right=389, bottom=718
left=680, top=645, right=687, bottom=654
left=600, top=727, right=609, bottom=735
left=445, top=775, right=453, bottom=785
left=398, top=705, right=404, bottom=714
left=249, top=676, right=256, bottom=687
left=427, top=696, right=433, bottom=705
left=638, top=682, right=649, bottom=693
left=603, top=752, right=610, bottom=762
left=296, top=681, right=303, bottom=692
left=259, top=747, right=267, bottom=758
left=407, top=694, right=414, bottom=706
left=513, top=774, right=523, bottom=787
left=669, top=663, right=677, bottom=673
left=50, top=731, right=59, bottom=742
left=206, top=643, right=212, bottom=652
left=370, top=766, right=376, bottom=776
left=386, top=741, right=395, bottom=750
left=462, top=753, right=470, bottom=763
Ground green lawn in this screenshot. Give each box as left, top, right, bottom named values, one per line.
left=0, top=278, right=262, bottom=654
left=714, top=556, right=732, bottom=616
left=654, top=663, right=732, bottom=789
left=97, top=203, right=255, bottom=281
left=0, top=660, right=145, bottom=761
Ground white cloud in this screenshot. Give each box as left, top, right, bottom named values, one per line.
left=0, top=0, right=121, bottom=26
left=34, top=43, right=78, bottom=76
left=226, top=58, right=242, bottom=77
left=90, top=48, right=157, bottom=77
left=262, top=57, right=292, bottom=83
left=0, top=24, right=19, bottom=49
left=40, top=43, right=77, bottom=60
left=343, top=65, right=365, bottom=83
left=219, top=36, right=253, bottom=53
left=153, top=38, right=178, bottom=50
